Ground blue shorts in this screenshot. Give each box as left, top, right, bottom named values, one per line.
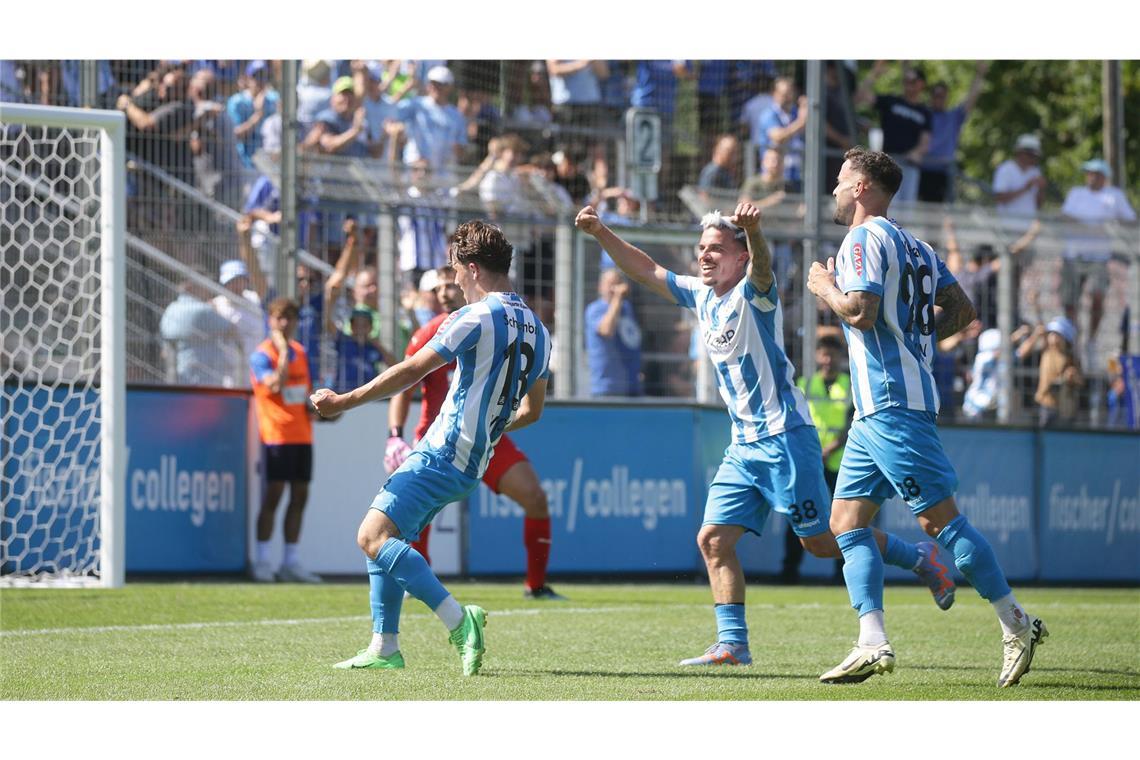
left=369, top=448, right=477, bottom=541
left=704, top=424, right=831, bottom=538
left=834, top=407, right=959, bottom=514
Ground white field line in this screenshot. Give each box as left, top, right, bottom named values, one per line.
left=1, top=599, right=1126, bottom=639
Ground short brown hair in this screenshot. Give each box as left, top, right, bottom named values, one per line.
left=449, top=220, right=513, bottom=275
left=267, top=297, right=299, bottom=319
left=844, top=148, right=903, bottom=197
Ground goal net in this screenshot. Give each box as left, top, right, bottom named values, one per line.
left=1, top=103, right=125, bottom=587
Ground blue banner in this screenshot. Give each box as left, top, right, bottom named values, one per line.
left=125, top=389, right=249, bottom=572
left=468, top=405, right=704, bottom=573
left=1038, top=432, right=1140, bottom=581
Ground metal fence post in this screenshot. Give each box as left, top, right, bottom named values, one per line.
left=554, top=220, right=575, bottom=398
left=280, top=60, right=298, bottom=300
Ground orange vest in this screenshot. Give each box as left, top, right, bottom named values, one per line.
left=251, top=338, right=313, bottom=445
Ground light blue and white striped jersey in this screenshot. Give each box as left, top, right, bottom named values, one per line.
left=667, top=272, right=812, bottom=443
left=422, top=291, right=551, bottom=478
left=834, top=216, right=957, bottom=420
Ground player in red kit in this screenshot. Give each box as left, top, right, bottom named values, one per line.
left=385, top=266, right=565, bottom=600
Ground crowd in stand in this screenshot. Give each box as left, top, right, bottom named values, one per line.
left=3, top=58, right=1136, bottom=428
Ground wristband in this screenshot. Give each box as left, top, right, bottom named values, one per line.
left=389, top=426, right=403, bottom=438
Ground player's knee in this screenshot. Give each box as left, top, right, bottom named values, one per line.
left=697, top=526, right=729, bottom=561
left=802, top=533, right=839, bottom=559
left=519, top=484, right=549, bottom=518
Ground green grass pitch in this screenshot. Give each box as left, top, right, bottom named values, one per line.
left=2, top=581, right=1137, bottom=700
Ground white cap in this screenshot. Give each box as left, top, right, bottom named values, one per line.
left=419, top=269, right=440, bottom=291
left=1014, top=134, right=1042, bottom=156
left=219, top=260, right=249, bottom=285
left=427, top=65, right=454, bottom=86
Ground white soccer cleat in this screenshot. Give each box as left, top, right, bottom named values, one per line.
left=998, top=615, right=1048, bottom=687
left=277, top=563, right=322, bottom=584
left=250, top=560, right=277, bottom=583
left=820, top=643, right=896, bottom=684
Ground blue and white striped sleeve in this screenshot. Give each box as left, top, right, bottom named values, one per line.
left=666, top=271, right=701, bottom=310
left=835, top=225, right=885, bottom=297
left=426, top=305, right=482, bottom=362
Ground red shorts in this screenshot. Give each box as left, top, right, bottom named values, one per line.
left=482, top=434, right=529, bottom=493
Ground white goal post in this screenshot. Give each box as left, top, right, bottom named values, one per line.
left=0, top=103, right=125, bottom=587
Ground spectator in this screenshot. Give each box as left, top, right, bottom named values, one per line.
left=296, top=59, right=332, bottom=138
left=325, top=305, right=393, bottom=393
left=963, top=327, right=1005, bottom=420
left=739, top=148, right=788, bottom=210
left=355, top=60, right=402, bottom=161
left=1060, top=158, right=1138, bottom=356
left=159, top=273, right=239, bottom=387
left=697, top=134, right=741, bottom=196
left=919, top=61, right=989, bottom=203
left=552, top=146, right=591, bottom=205
left=412, top=268, right=445, bottom=327
left=513, top=61, right=554, bottom=127
left=546, top=60, right=607, bottom=125
left=477, top=134, right=528, bottom=219
left=585, top=269, right=643, bottom=397
left=456, top=87, right=501, bottom=163
left=226, top=61, right=278, bottom=169
left=854, top=61, right=931, bottom=203
left=116, top=65, right=195, bottom=185
left=398, top=65, right=467, bottom=179
left=1035, top=316, right=1083, bottom=427
left=790, top=333, right=852, bottom=581
left=396, top=160, right=451, bottom=284
left=992, top=134, right=1046, bottom=232
left=213, top=258, right=266, bottom=389
left=305, top=76, right=370, bottom=158
left=756, top=77, right=808, bottom=191
left=249, top=298, right=320, bottom=583
left=188, top=68, right=241, bottom=208
left=739, top=71, right=775, bottom=159
left=822, top=61, right=856, bottom=194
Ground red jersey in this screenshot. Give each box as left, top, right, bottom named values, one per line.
left=406, top=312, right=455, bottom=441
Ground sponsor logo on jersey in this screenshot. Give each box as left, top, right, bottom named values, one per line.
left=852, top=243, right=864, bottom=277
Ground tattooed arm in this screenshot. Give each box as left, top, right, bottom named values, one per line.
left=933, top=282, right=977, bottom=341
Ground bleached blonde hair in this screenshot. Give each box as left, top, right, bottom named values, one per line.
left=699, top=210, right=747, bottom=244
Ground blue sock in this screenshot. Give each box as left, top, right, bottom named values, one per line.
left=366, top=556, right=404, bottom=634
left=714, top=603, right=748, bottom=646
left=936, top=515, right=1011, bottom=602
left=837, top=528, right=884, bottom=616
left=374, top=537, right=450, bottom=610
left=882, top=533, right=919, bottom=570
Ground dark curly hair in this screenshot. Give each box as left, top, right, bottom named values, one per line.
left=448, top=220, right=513, bottom=275
left=844, top=148, right=903, bottom=197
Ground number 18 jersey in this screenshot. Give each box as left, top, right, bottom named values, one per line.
left=834, top=216, right=956, bottom=420
left=422, top=292, right=550, bottom=479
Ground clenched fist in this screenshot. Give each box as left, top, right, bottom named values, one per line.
left=310, top=388, right=344, bottom=419
left=575, top=205, right=603, bottom=235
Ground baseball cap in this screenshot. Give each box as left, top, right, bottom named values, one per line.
left=349, top=307, right=374, bottom=323
left=1014, top=134, right=1042, bottom=156
left=1081, top=158, right=1111, bottom=178
left=1045, top=316, right=1076, bottom=346
left=302, top=59, right=330, bottom=83
left=245, top=60, right=268, bottom=78
left=427, top=65, right=454, bottom=86
left=418, top=270, right=440, bottom=292
left=332, top=76, right=355, bottom=95
left=219, top=260, right=249, bottom=285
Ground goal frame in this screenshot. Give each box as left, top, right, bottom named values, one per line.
left=0, top=103, right=126, bottom=588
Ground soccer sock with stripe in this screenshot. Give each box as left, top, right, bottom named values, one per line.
left=881, top=532, right=919, bottom=570
left=523, top=517, right=552, bottom=590
left=714, top=603, right=748, bottom=646
left=935, top=515, right=1016, bottom=624
left=366, top=554, right=404, bottom=654
left=838, top=527, right=885, bottom=619
left=374, top=537, right=450, bottom=615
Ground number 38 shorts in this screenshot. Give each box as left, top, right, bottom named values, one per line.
left=834, top=407, right=959, bottom=515
left=703, top=424, right=832, bottom=539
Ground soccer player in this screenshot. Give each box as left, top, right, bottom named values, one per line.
left=311, top=221, right=551, bottom=675
left=576, top=201, right=954, bottom=668
left=385, top=265, right=564, bottom=600
left=808, top=148, right=1047, bottom=686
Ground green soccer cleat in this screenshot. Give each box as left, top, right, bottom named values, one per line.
left=448, top=604, right=488, bottom=676
left=332, top=649, right=406, bottom=670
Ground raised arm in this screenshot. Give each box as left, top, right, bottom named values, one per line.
left=324, top=219, right=360, bottom=309
left=961, top=61, right=990, bottom=114
left=506, top=377, right=548, bottom=432
left=575, top=205, right=676, bottom=302
left=235, top=216, right=268, bottom=300
left=730, top=201, right=774, bottom=293
left=311, top=345, right=447, bottom=418
left=853, top=60, right=889, bottom=108
left=932, top=281, right=978, bottom=341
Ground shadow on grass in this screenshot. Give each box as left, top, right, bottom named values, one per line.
left=506, top=668, right=815, bottom=681
left=909, top=663, right=1140, bottom=679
